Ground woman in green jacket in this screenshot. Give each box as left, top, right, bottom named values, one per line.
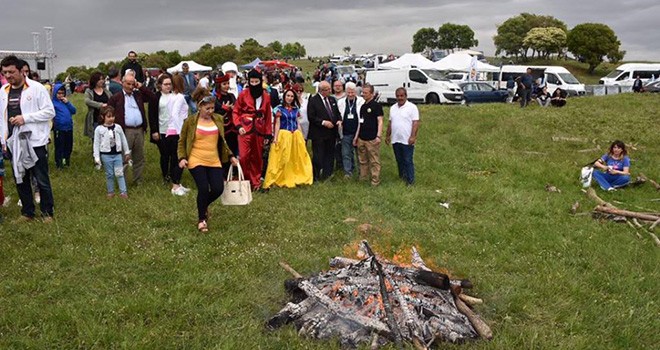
left=178, top=88, right=238, bottom=232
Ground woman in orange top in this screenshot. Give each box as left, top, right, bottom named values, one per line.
left=178, top=88, right=238, bottom=232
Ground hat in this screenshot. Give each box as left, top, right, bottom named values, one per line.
left=248, top=69, right=262, bottom=80
left=215, top=73, right=230, bottom=84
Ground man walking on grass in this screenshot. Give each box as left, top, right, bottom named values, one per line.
left=386, top=87, right=419, bottom=186
left=0, top=55, right=56, bottom=223
left=108, top=73, right=155, bottom=186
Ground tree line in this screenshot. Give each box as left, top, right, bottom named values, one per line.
left=56, top=38, right=306, bottom=82
left=412, top=13, right=625, bottom=73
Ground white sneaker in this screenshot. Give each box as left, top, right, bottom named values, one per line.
left=34, top=193, right=41, bottom=204
left=2, top=196, right=10, bottom=207
left=171, top=187, right=187, bottom=196
left=607, top=187, right=616, bottom=192
left=17, top=199, right=22, bottom=207
left=180, top=185, right=192, bottom=193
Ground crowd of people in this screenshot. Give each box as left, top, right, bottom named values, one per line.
left=508, top=67, right=567, bottom=108
left=0, top=52, right=423, bottom=231
left=0, top=52, right=641, bottom=229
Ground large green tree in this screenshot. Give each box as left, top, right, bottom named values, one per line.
left=494, top=13, right=567, bottom=58
left=437, top=23, right=478, bottom=52
left=567, top=23, right=623, bottom=73
left=411, top=27, right=438, bottom=53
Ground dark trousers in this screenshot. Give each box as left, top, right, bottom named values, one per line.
left=311, top=137, right=336, bottom=181
left=156, top=134, right=183, bottom=184
left=15, top=146, right=54, bottom=218
left=189, top=166, right=224, bottom=221
left=392, top=143, right=415, bottom=185
left=519, top=88, right=531, bottom=107
left=53, top=130, right=73, bottom=168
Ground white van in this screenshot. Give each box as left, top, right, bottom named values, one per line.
left=599, top=63, right=660, bottom=86
left=496, top=65, right=586, bottom=96
left=365, top=68, right=463, bottom=104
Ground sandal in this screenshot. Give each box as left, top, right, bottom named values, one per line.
left=197, top=220, right=208, bottom=233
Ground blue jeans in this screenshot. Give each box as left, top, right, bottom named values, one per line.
left=184, top=94, right=198, bottom=114
left=592, top=171, right=630, bottom=190
left=101, top=153, right=127, bottom=195
left=15, top=146, right=54, bottom=218
left=341, top=133, right=356, bottom=176
left=392, top=143, right=415, bottom=185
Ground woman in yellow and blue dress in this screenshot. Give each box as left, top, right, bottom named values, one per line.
left=263, top=89, right=313, bottom=189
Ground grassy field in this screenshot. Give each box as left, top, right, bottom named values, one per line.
left=1, top=93, right=659, bottom=349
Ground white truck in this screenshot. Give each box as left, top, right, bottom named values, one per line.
left=599, top=63, right=660, bottom=86
left=495, top=65, right=586, bottom=96
left=365, top=68, right=463, bottom=104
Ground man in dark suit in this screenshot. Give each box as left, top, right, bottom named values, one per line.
left=108, top=73, right=155, bottom=185
left=307, top=80, right=341, bottom=181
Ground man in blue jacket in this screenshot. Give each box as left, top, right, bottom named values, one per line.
left=51, top=83, right=76, bottom=168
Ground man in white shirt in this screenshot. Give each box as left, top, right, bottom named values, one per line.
left=198, top=73, right=210, bottom=90
left=385, top=87, right=420, bottom=185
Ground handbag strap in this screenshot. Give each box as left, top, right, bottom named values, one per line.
left=226, top=163, right=246, bottom=182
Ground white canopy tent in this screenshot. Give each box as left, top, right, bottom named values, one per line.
left=167, top=60, right=212, bottom=74
left=433, top=53, right=499, bottom=72
left=379, top=53, right=436, bottom=69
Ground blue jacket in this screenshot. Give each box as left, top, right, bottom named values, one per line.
left=51, top=83, right=76, bottom=131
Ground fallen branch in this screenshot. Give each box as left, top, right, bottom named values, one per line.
left=625, top=220, right=643, bottom=239
left=639, top=173, right=660, bottom=191
left=585, top=188, right=617, bottom=208
left=552, top=136, right=588, bottom=142
left=650, top=219, right=660, bottom=231
left=577, top=146, right=601, bottom=153
left=595, top=205, right=660, bottom=222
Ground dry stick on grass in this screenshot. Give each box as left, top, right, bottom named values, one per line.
left=626, top=220, right=644, bottom=239
left=639, top=173, right=660, bottom=191
left=577, top=146, right=601, bottom=153
left=650, top=219, right=660, bottom=231
left=633, top=219, right=660, bottom=247
left=458, top=294, right=484, bottom=306
left=370, top=333, right=380, bottom=350
left=594, top=205, right=660, bottom=222
left=585, top=188, right=617, bottom=208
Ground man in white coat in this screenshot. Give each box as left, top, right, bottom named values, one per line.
left=0, top=55, right=56, bottom=222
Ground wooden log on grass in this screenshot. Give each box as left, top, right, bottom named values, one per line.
left=594, top=205, right=660, bottom=222
left=454, top=296, right=493, bottom=340
left=586, top=188, right=617, bottom=208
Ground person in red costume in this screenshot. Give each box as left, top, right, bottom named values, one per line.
left=232, top=69, right=272, bottom=191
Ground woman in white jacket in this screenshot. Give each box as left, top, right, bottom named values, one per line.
left=165, top=74, right=190, bottom=196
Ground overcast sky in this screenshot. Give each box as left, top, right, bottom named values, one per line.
left=2, top=0, right=659, bottom=76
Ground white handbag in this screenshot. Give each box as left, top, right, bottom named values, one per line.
left=221, top=164, right=252, bottom=205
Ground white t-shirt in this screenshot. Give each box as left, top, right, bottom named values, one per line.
left=389, top=101, right=419, bottom=145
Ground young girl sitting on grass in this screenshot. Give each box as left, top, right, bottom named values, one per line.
left=592, top=140, right=631, bottom=191
left=93, top=106, right=132, bottom=198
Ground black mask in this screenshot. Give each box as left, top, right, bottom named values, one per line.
left=249, top=82, right=262, bottom=99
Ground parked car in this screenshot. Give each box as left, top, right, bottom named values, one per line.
left=643, top=80, right=660, bottom=92
left=459, top=82, right=508, bottom=103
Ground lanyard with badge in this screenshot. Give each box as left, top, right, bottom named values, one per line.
left=346, top=99, right=355, bottom=120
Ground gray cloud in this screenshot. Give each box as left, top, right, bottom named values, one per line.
left=2, top=0, right=658, bottom=77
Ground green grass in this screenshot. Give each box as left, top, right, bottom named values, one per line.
left=1, top=93, right=659, bottom=349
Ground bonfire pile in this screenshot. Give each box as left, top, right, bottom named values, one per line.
left=267, top=241, right=491, bottom=349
